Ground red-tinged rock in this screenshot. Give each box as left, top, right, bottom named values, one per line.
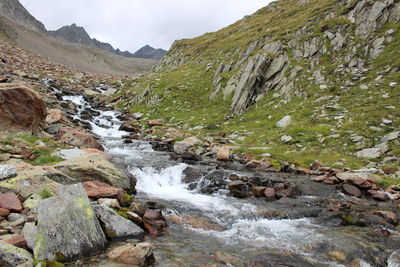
left=367, top=189, right=378, bottom=195
left=297, top=167, right=311, bottom=175
left=143, top=209, right=168, bottom=237
left=217, top=146, right=230, bottom=161
left=311, top=175, right=327, bottom=182
left=342, top=184, right=362, bottom=198
left=0, top=208, right=10, bottom=217
left=20, top=150, right=34, bottom=160
left=252, top=186, right=266, bottom=197
left=0, top=83, right=47, bottom=133
left=323, top=177, right=339, bottom=185
left=83, top=181, right=125, bottom=206
left=310, top=161, right=324, bottom=171
left=382, top=166, right=398, bottom=175
left=359, top=181, right=372, bottom=190
left=0, top=193, right=22, bottom=212
left=148, top=119, right=163, bottom=127
left=4, top=234, right=27, bottom=249
left=46, top=109, right=66, bottom=124
left=57, top=127, right=103, bottom=150
left=373, top=192, right=390, bottom=201
left=264, top=188, right=276, bottom=199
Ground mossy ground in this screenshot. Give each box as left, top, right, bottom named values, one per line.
left=0, top=134, right=63, bottom=165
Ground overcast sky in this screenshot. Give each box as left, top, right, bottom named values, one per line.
left=19, top=0, right=271, bottom=53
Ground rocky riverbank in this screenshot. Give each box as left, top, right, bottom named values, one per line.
left=0, top=34, right=400, bottom=266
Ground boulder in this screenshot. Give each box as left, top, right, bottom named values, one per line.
left=276, top=115, right=292, bottom=128
left=97, top=198, right=121, bottom=208
left=252, top=186, right=266, bottom=197
left=342, top=184, right=362, bottom=198
left=21, top=222, right=37, bottom=250
left=0, top=240, right=33, bottom=267
left=336, top=172, right=382, bottom=183
left=264, top=188, right=276, bottom=199
left=217, top=146, right=230, bottom=161
left=33, top=184, right=107, bottom=262
left=182, top=166, right=203, bottom=184
left=0, top=192, right=22, bottom=212
left=93, top=204, right=144, bottom=241
left=0, top=83, right=47, bottom=133
left=54, top=151, right=135, bottom=190
left=107, top=243, right=155, bottom=266
left=143, top=208, right=168, bottom=237
left=0, top=234, right=27, bottom=248
left=0, top=165, right=67, bottom=199
left=57, top=127, right=103, bottom=150
left=198, top=170, right=229, bottom=194
left=45, top=109, right=67, bottom=125
left=148, top=119, right=163, bottom=127
left=180, top=151, right=202, bottom=161
left=381, top=131, right=400, bottom=143
left=0, top=165, right=17, bottom=180
left=228, top=182, right=251, bottom=198
left=0, top=208, right=10, bottom=217
left=355, top=147, right=381, bottom=159
left=83, top=181, right=125, bottom=205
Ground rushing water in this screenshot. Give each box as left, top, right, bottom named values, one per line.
left=56, top=84, right=399, bottom=267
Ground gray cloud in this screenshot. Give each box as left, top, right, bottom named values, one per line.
left=19, top=0, right=271, bottom=52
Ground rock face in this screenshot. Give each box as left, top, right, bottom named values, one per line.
left=107, top=243, right=155, bottom=266
left=33, top=184, right=107, bottom=262
left=0, top=83, right=47, bottom=133
left=0, top=240, right=33, bottom=267
left=93, top=204, right=144, bottom=241
left=54, top=151, right=135, bottom=190
left=0, top=0, right=46, bottom=32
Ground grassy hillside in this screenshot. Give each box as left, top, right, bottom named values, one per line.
left=113, top=0, right=400, bottom=170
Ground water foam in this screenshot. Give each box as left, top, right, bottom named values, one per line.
left=132, top=164, right=257, bottom=217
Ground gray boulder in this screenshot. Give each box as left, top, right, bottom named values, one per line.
left=0, top=165, right=17, bottom=180
left=93, top=204, right=144, bottom=241
left=33, top=184, right=107, bottom=262
left=0, top=240, right=33, bottom=267
left=276, top=115, right=292, bottom=128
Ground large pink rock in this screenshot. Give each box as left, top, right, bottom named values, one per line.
left=0, top=83, right=47, bottom=133
left=0, top=192, right=22, bottom=212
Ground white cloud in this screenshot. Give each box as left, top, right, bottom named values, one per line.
left=19, top=0, right=271, bottom=52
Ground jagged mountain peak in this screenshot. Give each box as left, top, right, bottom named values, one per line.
left=0, top=0, right=46, bottom=32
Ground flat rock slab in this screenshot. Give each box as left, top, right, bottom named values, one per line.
left=93, top=204, right=144, bottom=241
left=83, top=180, right=125, bottom=205
left=33, top=184, right=107, bottom=262
left=0, top=165, right=17, bottom=180
left=0, top=240, right=33, bottom=267
left=54, top=152, right=135, bottom=190
left=52, top=148, right=86, bottom=160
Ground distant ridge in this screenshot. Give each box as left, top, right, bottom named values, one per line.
left=48, top=23, right=167, bottom=60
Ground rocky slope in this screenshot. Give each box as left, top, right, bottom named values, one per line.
left=0, top=0, right=46, bottom=32
left=49, top=23, right=167, bottom=60
left=114, top=0, right=400, bottom=173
